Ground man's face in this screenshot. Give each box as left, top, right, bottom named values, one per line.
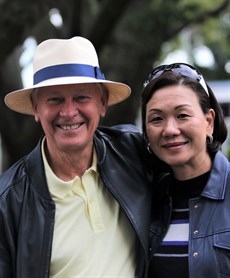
left=33, top=83, right=107, bottom=155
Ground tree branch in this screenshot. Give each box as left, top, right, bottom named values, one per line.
left=164, top=0, right=230, bottom=42
left=87, top=0, right=133, bottom=52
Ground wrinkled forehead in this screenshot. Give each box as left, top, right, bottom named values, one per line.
left=31, top=83, right=106, bottom=99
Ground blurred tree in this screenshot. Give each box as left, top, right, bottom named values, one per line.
left=0, top=0, right=229, bottom=170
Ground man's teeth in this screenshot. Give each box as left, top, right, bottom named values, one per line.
left=61, top=124, right=80, bottom=130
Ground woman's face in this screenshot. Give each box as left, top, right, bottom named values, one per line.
left=145, top=85, right=215, bottom=179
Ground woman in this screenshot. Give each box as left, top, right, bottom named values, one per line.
left=141, top=63, right=229, bottom=278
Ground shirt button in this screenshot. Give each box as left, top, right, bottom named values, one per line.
left=194, top=230, right=199, bottom=235
left=193, top=252, right=199, bottom=257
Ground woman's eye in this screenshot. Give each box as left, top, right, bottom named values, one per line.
left=150, top=116, right=163, bottom=123
left=178, top=113, right=190, bottom=119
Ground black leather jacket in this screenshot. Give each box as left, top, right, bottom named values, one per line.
left=149, top=151, right=230, bottom=278
left=0, top=124, right=153, bottom=278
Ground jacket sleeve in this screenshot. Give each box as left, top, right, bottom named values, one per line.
left=0, top=199, right=14, bottom=277
left=0, top=162, right=24, bottom=278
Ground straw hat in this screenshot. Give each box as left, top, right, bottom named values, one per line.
left=4, top=36, right=131, bottom=115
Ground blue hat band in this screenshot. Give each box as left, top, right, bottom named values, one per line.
left=34, top=64, right=105, bottom=85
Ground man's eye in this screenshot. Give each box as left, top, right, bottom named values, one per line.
left=48, top=98, right=63, bottom=104
left=75, top=95, right=90, bottom=102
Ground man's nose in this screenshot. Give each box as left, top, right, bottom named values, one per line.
left=59, top=100, right=79, bottom=117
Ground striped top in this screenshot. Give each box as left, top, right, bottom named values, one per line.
left=150, top=172, right=210, bottom=278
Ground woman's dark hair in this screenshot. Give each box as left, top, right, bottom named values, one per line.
left=141, top=71, right=228, bottom=153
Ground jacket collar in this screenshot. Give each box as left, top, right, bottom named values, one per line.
left=93, top=127, right=152, bottom=253
left=26, top=137, right=53, bottom=201
left=201, top=151, right=229, bottom=200
left=156, top=151, right=229, bottom=202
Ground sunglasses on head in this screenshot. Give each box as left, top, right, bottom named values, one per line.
left=143, top=62, right=209, bottom=96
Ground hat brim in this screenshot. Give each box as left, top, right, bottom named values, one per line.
left=4, top=77, right=131, bottom=115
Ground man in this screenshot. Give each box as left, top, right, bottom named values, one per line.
left=0, top=37, right=152, bottom=277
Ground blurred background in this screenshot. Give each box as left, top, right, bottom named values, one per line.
left=0, top=0, right=229, bottom=172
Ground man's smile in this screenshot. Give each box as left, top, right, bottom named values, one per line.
left=58, top=123, right=82, bottom=130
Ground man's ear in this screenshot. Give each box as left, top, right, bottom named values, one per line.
left=100, top=90, right=108, bottom=118
left=32, top=103, right=40, bottom=122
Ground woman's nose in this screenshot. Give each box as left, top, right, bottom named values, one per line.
left=162, top=119, right=180, bottom=137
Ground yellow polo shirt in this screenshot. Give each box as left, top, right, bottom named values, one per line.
left=41, top=139, right=135, bottom=277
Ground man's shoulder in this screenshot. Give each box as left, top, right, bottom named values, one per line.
left=0, top=157, right=27, bottom=196
left=0, top=141, right=44, bottom=197
left=94, top=124, right=146, bottom=155
left=96, top=124, right=141, bottom=138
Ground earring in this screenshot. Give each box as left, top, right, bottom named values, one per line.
left=207, top=135, right=213, bottom=144
left=146, top=143, right=152, bottom=154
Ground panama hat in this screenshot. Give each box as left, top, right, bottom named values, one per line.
left=4, top=36, right=131, bottom=115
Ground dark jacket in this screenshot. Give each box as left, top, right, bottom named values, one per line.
left=0, top=124, right=153, bottom=278
left=149, top=151, right=230, bottom=278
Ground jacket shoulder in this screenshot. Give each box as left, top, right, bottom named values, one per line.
left=96, top=124, right=142, bottom=139
left=0, top=142, right=42, bottom=196
left=0, top=157, right=27, bottom=196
